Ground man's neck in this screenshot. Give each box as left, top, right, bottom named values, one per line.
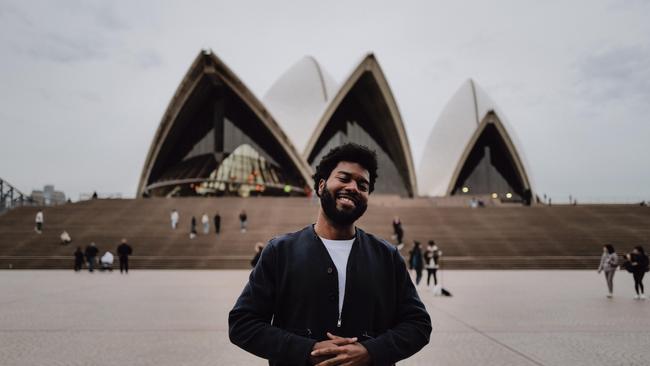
left=314, top=210, right=356, bottom=240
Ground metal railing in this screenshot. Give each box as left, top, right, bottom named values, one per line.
left=0, top=177, right=34, bottom=214
left=78, top=192, right=123, bottom=201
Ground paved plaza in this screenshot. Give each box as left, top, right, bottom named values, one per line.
left=1, top=270, right=649, bottom=366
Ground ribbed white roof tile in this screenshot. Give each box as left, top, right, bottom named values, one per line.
left=263, top=56, right=338, bottom=153
left=418, top=79, right=534, bottom=197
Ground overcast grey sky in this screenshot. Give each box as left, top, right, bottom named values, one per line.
left=1, top=0, right=648, bottom=203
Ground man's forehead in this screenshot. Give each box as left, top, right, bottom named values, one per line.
left=332, top=161, right=370, bottom=181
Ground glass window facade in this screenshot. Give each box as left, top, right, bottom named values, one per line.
left=309, top=120, right=408, bottom=196
left=196, top=144, right=288, bottom=197
left=452, top=123, right=525, bottom=200
left=146, top=78, right=306, bottom=197
left=307, top=73, right=412, bottom=196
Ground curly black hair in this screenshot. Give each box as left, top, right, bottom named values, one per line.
left=312, top=143, right=378, bottom=196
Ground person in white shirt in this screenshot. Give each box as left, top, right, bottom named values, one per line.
left=100, top=251, right=114, bottom=271
left=229, top=143, right=431, bottom=365
left=201, top=213, right=210, bottom=234
left=170, top=209, right=179, bottom=230
left=424, top=240, right=442, bottom=287
left=35, top=210, right=44, bottom=233
left=60, top=230, right=72, bottom=245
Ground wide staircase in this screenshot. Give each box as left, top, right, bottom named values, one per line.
left=0, top=197, right=648, bottom=269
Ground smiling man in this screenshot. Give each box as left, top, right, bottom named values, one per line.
left=229, top=143, right=431, bottom=366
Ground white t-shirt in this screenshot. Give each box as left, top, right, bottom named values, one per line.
left=319, top=237, right=354, bottom=315
left=101, top=252, right=114, bottom=264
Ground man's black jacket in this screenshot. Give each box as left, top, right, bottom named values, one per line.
left=228, top=225, right=431, bottom=366
left=117, top=243, right=132, bottom=257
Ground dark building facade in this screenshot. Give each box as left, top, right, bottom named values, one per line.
left=138, top=51, right=313, bottom=197
left=304, top=55, right=418, bottom=197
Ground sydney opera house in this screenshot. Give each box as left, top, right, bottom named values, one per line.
left=4, top=50, right=648, bottom=273
left=138, top=50, right=534, bottom=204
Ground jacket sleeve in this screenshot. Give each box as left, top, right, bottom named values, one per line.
left=228, top=242, right=316, bottom=364
left=360, top=248, right=432, bottom=365
left=598, top=253, right=605, bottom=271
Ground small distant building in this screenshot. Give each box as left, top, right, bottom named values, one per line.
left=31, top=185, right=66, bottom=206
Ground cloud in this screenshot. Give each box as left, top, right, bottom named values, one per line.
left=574, top=44, right=650, bottom=105
left=1, top=1, right=132, bottom=64
left=135, top=49, right=163, bottom=69
left=17, top=32, right=109, bottom=63
left=72, top=89, right=103, bottom=103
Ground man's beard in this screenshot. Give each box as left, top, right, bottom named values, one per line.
left=320, top=183, right=368, bottom=226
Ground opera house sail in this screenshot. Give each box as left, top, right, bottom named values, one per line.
left=263, top=56, right=338, bottom=154
left=137, top=50, right=313, bottom=197
left=303, top=54, right=418, bottom=197
left=419, top=79, right=534, bottom=204
left=139, top=50, right=534, bottom=202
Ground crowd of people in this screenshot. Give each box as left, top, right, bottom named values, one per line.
left=390, top=216, right=444, bottom=292
left=31, top=187, right=649, bottom=303
left=31, top=210, right=133, bottom=273
left=73, top=238, right=133, bottom=273
left=171, top=209, right=248, bottom=239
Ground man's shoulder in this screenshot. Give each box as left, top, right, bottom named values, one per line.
left=357, top=228, right=399, bottom=254
left=267, top=225, right=313, bottom=248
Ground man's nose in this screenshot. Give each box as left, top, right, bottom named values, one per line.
left=343, top=180, right=360, bottom=193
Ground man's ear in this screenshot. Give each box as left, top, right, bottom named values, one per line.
left=317, top=179, right=325, bottom=196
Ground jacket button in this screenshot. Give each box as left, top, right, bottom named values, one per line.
left=328, top=293, right=337, bottom=301
left=327, top=267, right=333, bottom=274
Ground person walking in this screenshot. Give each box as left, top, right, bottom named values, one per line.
left=424, top=240, right=442, bottom=287
left=392, top=216, right=404, bottom=246
left=229, top=143, right=431, bottom=366
left=409, top=240, right=424, bottom=285
left=84, top=243, right=99, bottom=272
left=117, top=238, right=133, bottom=274
left=239, top=210, right=248, bottom=233
left=170, top=209, right=179, bottom=230
left=201, top=213, right=210, bottom=234
left=190, top=216, right=197, bottom=239
left=597, top=244, right=618, bottom=298
left=73, top=247, right=84, bottom=272
left=214, top=212, right=221, bottom=235
left=627, top=246, right=649, bottom=299
left=34, top=210, right=44, bottom=234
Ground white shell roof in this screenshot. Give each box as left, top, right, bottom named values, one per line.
left=263, top=56, right=338, bottom=153
left=418, top=79, right=534, bottom=197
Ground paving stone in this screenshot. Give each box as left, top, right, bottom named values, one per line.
left=1, top=270, right=649, bottom=365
